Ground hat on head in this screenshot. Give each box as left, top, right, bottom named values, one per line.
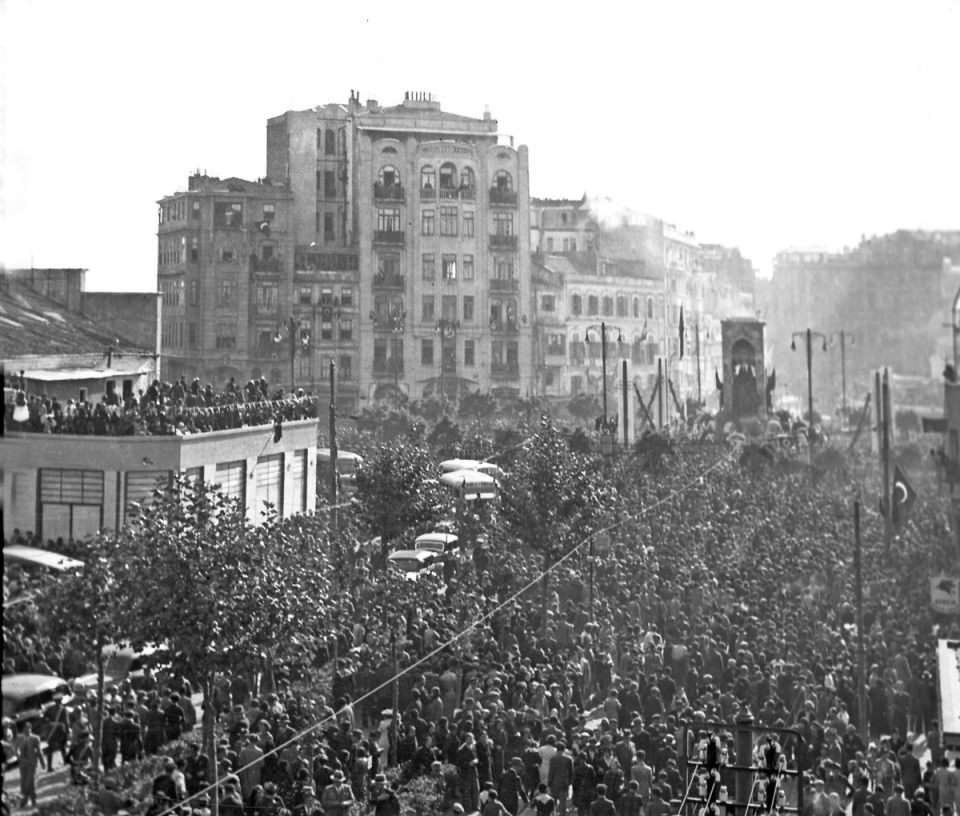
left=332, top=770, right=345, bottom=782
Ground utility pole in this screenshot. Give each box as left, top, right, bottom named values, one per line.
left=695, top=321, right=702, bottom=405
left=853, top=499, right=867, bottom=739
left=329, top=360, right=340, bottom=683
left=601, top=321, right=608, bottom=427
left=657, top=357, right=664, bottom=430
left=882, top=368, right=892, bottom=554
left=588, top=535, right=595, bottom=623
left=831, top=330, right=854, bottom=423
left=390, top=622, right=399, bottom=767
left=622, top=359, right=629, bottom=447
left=791, top=328, right=827, bottom=442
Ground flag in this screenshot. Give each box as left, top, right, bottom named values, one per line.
left=273, top=415, right=283, bottom=443
left=639, top=318, right=648, bottom=342
left=715, top=370, right=723, bottom=391
left=892, top=464, right=917, bottom=529
left=678, top=306, right=685, bottom=359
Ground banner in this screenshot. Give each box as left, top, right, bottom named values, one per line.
left=931, top=574, right=960, bottom=615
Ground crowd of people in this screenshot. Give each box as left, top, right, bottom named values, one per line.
left=2, top=428, right=958, bottom=816
left=4, top=374, right=317, bottom=436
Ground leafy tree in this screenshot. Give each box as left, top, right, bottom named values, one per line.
left=427, top=416, right=462, bottom=454
left=38, top=533, right=125, bottom=789
left=568, top=393, right=601, bottom=422
left=458, top=391, right=497, bottom=420
left=354, top=439, right=446, bottom=565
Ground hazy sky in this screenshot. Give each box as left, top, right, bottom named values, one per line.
left=2, top=0, right=958, bottom=291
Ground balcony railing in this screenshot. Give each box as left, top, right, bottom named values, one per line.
left=490, top=277, right=518, bottom=292
left=441, top=359, right=457, bottom=374
left=459, top=187, right=476, bottom=201
left=249, top=255, right=282, bottom=274
left=489, top=234, right=518, bottom=250
left=489, top=187, right=518, bottom=206
left=373, top=273, right=405, bottom=290
left=374, top=183, right=405, bottom=201
left=420, top=186, right=437, bottom=200
left=373, top=359, right=404, bottom=377
left=371, top=312, right=406, bottom=332
left=489, top=319, right=519, bottom=335
left=546, top=345, right=566, bottom=357
left=491, top=362, right=520, bottom=378
left=439, top=187, right=459, bottom=201
left=374, top=230, right=404, bottom=246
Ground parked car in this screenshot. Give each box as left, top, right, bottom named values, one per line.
left=387, top=549, right=442, bottom=581
left=413, top=532, right=459, bottom=555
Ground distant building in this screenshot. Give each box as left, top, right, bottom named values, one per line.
left=267, top=90, right=532, bottom=403
left=760, top=230, right=960, bottom=416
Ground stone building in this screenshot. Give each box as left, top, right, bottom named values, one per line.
left=266, top=90, right=532, bottom=404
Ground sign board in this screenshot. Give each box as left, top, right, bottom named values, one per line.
left=931, top=573, right=960, bottom=615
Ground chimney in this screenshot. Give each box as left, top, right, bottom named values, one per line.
left=483, top=105, right=491, bottom=121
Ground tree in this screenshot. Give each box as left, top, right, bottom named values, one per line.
left=458, top=391, right=497, bottom=421
left=568, top=393, right=601, bottom=423
left=354, top=439, right=446, bottom=565
left=39, top=533, right=125, bottom=789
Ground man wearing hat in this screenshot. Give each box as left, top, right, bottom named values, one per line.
left=500, top=757, right=528, bottom=816
left=153, top=758, right=179, bottom=802
left=370, top=773, right=401, bottom=816
left=322, top=768, right=356, bottom=816
left=219, top=777, right=245, bottom=816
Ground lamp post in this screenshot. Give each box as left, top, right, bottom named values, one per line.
left=953, top=286, right=960, bottom=369
left=436, top=317, right=460, bottom=403
left=585, top=322, right=624, bottom=428
left=274, top=316, right=311, bottom=393
left=829, top=330, right=855, bottom=423
left=791, top=328, right=828, bottom=440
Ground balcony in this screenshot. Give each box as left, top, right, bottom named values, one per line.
left=491, top=361, right=520, bottom=379
left=373, top=359, right=404, bottom=377
left=374, top=182, right=405, bottom=202
left=374, top=230, right=404, bottom=246
left=489, top=234, right=518, bottom=250
left=459, top=187, right=476, bottom=201
left=546, top=344, right=566, bottom=358
left=249, top=255, right=281, bottom=274
left=490, top=277, right=518, bottom=292
left=489, top=188, right=518, bottom=207
left=439, top=187, right=459, bottom=201
left=373, top=272, right=405, bottom=290
left=441, top=358, right=457, bottom=374
left=371, top=311, right=406, bottom=332
left=489, top=319, right=519, bottom=335
left=420, top=185, right=437, bottom=201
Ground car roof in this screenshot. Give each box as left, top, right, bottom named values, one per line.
left=415, top=533, right=459, bottom=544
left=317, top=448, right=363, bottom=463
left=3, top=545, right=84, bottom=572
left=388, top=549, right=436, bottom=563
left=1, top=674, right=72, bottom=700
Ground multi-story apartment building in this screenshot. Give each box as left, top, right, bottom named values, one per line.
left=266, top=90, right=532, bottom=403
left=759, top=230, right=960, bottom=415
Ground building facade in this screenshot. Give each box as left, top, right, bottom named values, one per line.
left=3, top=418, right=319, bottom=542
left=267, top=91, right=533, bottom=403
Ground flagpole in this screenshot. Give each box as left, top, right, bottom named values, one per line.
left=853, top=499, right=867, bottom=740
left=882, top=368, right=892, bottom=554
left=695, top=321, right=702, bottom=405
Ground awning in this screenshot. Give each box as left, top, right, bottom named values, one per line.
left=22, top=367, right=147, bottom=382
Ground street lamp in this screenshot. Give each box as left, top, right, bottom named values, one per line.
left=274, top=316, right=311, bottom=393
left=585, top=322, right=624, bottom=434
left=436, top=317, right=461, bottom=403
left=829, top=330, right=856, bottom=422
left=791, top=328, right=828, bottom=439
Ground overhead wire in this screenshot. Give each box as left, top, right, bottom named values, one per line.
left=154, top=442, right=738, bottom=816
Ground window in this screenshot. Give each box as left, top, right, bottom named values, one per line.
left=215, top=460, right=246, bottom=505
left=442, top=295, right=457, bottom=321
left=298, top=285, right=313, bottom=305
left=324, top=213, right=335, bottom=242
left=161, top=278, right=183, bottom=306
left=421, top=165, right=436, bottom=191
left=541, top=294, right=556, bottom=312
left=339, top=354, right=352, bottom=380
left=440, top=206, right=457, bottom=236
left=547, top=333, right=565, bottom=355
left=289, top=450, right=307, bottom=515
left=616, top=295, right=627, bottom=317
left=340, top=287, right=353, bottom=307
left=462, top=255, right=474, bottom=280
left=439, top=162, right=456, bottom=189
left=460, top=167, right=475, bottom=189
left=378, top=208, right=401, bottom=232
left=442, top=255, right=457, bottom=280
left=421, top=209, right=435, bottom=235
left=217, top=280, right=236, bottom=307
left=378, top=254, right=400, bottom=280
left=256, top=283, right=278, bottom=313
left=191, top=200, right=200, bottom=220
left=647, top=297, right=654, bottom=319
left=421, top=339, right=434, bottom=365
left=463, top=211, right=475, bottom=237
left=493, top=170, right=513, bottom=191
left=547, top=237, right=554, bottom=251
left=561, top=213, right=568, bottom=225
left=255, top=454, right=283, bottom=519
left=213, top=201, right=243, bottom=227
left=571, top=294, right=582, bottom=316
left=464, top=339, right=475, bottom=366
left=633, top=296, right=640, bottom=318
left=378, top=165, right=400, bottom=188
left=571, top=375, right=583, bottom=395
left=262, top=203, right=275, bottom=222
left=587, top=295, right=599, bottom=315
left=494, top=212, right=514, bottom=236
left=489, top=302, right=502, bottom=328
left=422, top=254, right=436, bottom=281
left=506, top=341, right=518, bottom=367
left=319, top=287, right=334, bottom=306
left=190, top=237, right=199, bottom=262
left=216, top=324, right=236, bottom=349
left=422, top=295, right=435, bottom=322
left=603, top=296, right=614, bottom=317
left=491, top=340, right=504, bottom=364
left=220, top=248, right=235, bottom=262
left=374, top=339, right=387, bottom=368
left=463, top=295, right=474, bottom=322
left=39, top=468, right=104, bottom=542
left=320, top=308, right=333, bottom=340
left=325, top=129, right=336, bottom=155
left=324, top=171, right=337, bottom=199
left=261, top=245, right=275, bottom=262
left=339, top=318, right=353, bottom=340
left=494, top=257, right=514, bottom=279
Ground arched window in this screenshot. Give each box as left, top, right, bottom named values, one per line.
left=633, top=296, right=641, bottom=318
left=616, top=295, right=627, bottom=317
left=587, top=295, right=599, bottom=316
left=493, top=170, right=512, bottom=192
left=459, top=166, right=475, bottom=190
left=439, top=162, right=457, bottom=189
left=602, top=296, right=613, bottom=317
left=571, top=294, right=582, bottom=316
left=420, top=166, right=436, bottom=190
left=647, top=297, right=654, bottom=319
left=324, top=129, right=336, bottom=156
left=378, top=165, right=400, bottom=188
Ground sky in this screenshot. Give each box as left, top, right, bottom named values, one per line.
left=1, top=0, right=958, bottom=292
